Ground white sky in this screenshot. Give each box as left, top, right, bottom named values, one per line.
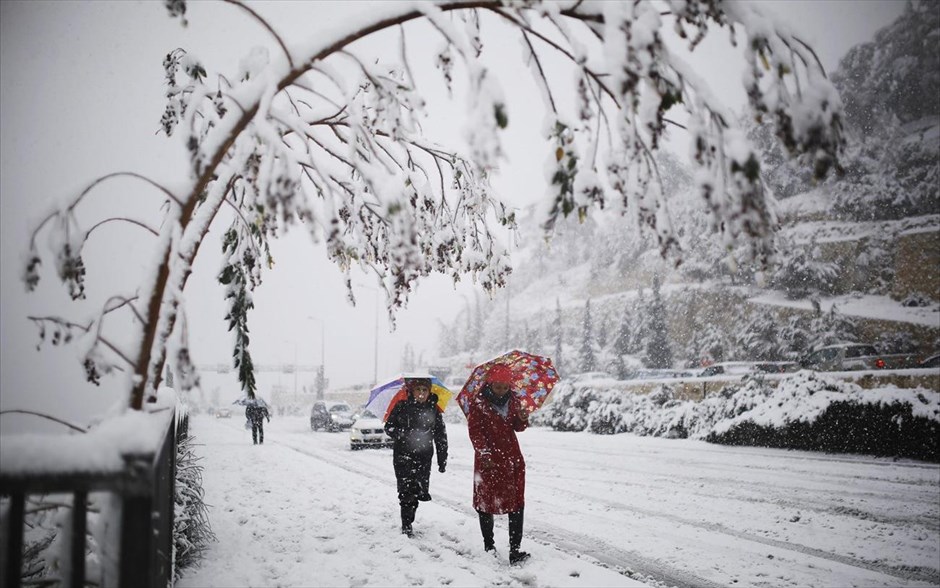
left=0, top=0, right=906, bottom=432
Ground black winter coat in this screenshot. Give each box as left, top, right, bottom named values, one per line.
left=246, top=404, right=270, bottom=424
left=384, top=393, right=448, bottom=505
left=385, top=394, right=448, bottom=467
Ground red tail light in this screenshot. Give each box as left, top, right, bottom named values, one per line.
left=875, top=358, right=886, bottom=369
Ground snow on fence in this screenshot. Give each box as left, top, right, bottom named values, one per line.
left=0, top=407, right=177, bottom=587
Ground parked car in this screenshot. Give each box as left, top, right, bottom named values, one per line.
left=797, top=343, right=916, bottom=371
left=918, top=354, right=940, bottom=368
left=349, top=408, right=392, bottom=450
left=310, top=401, right=356, bottom=432
left=445, top=374, right=468, bottom=390
left=214, top=408, right=232, bottom=418
left=754, top=361, right=800, bottom=374
left=697, top=362, right=761, bottom=378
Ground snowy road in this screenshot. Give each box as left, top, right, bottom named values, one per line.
left=178, top=415, right=940, bottom=587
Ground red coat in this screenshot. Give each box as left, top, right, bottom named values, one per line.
left=467, top=389, right=529, bottom=514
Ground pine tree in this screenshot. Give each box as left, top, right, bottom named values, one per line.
left=736, top=313, right=783, bottom=361
left=531, top=318, right=543, bottom=356
left=771, top=237, right=840, bottom=299
left=553, top=298, right=564, bottom=375
left=578, top=299, right=597, bottom=372
left=614, top=302, right=632, bottom=358
left=644, top=277, right=673, bottom=369
left=632, top=289, right=648, bottom=354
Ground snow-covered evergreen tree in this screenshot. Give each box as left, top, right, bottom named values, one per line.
left=736, top=312, right=784, bottom=361
left=771, top=237, right=840, bottom=299
left=829, top=0, right=939, bottom=221
left=553, top=298, right=564, bottom=375
left=644, top=277, right=673, bottom=369
left=577, top=299, right=597, bottom=372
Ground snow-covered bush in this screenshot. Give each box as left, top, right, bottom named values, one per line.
left=771, top=237, right=840, bottom=299
left=536, top=372, right=940, bottom=461
left=173, top=414, right=215, bottom=578
left=708, top=373, right=940, bottom=461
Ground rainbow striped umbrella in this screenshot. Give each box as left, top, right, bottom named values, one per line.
left=365, top=373, right=453, bottom=421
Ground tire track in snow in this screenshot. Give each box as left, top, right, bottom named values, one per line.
left=534, top=438, right=940, bottom=472
left=537, top=445, right=940, bottom=498
left=535, top=466, right=940, bottom=533
left=271, top=435, right=721, bottom=588
left=526, top=472, right=940, bottom=586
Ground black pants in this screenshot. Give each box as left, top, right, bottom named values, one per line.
left=251, top=421, right=264, bottom=444
left=393, top=452, right=432, bottom=504
left=394, top=452, right=432, bottom=530
left=477, top=508, right=524, bottom=551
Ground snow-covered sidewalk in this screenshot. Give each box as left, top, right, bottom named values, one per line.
left=177, top=415, right=644, bottom=587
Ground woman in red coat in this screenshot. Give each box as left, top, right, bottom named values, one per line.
left=468, top=364, right=531, bottom=564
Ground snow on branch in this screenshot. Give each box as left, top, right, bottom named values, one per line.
left=24, top=0, right=845, bottom=410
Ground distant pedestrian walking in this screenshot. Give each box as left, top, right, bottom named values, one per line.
left=246, top=401, right=271, bottom=445
left=384, top=377, right=448, bottom=537
left=468, top=364, right=531, bottom=564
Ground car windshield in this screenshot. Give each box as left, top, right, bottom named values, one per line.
left=359, top=409, right=378, bottom=419
left=329, top=404, right=351, bottom=413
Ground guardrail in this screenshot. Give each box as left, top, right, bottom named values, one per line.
left=1, top=409, right=177, bottom=588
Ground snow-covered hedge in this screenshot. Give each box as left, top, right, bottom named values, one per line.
left=534, top=372, right=940, bottom=461
left=173, top=413, right=215, bottom=579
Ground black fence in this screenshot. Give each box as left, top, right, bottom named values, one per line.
left=1, top=410, right=177, bottom=588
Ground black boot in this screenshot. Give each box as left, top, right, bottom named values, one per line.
left=401, top=502, right=417, bottom=537
left=509, top=508, right=529, bottom=564
left=477, top=510, right=495, bottom=552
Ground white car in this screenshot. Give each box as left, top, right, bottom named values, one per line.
left=349, top=409, right=392, bottom=450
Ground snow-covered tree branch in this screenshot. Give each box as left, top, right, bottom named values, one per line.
left=23, top=0, right=845, bottom=410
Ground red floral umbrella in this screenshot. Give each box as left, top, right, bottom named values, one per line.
left=456, top=350, right=560, bottom=416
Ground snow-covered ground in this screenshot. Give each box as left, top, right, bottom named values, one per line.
left=177, top=415, right=940, bottom=588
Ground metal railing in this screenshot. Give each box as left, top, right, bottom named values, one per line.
left=1, top=410, right=177, bottom=588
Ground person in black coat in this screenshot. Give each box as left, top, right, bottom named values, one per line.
left=246, top=401, right=271, bottom=445
left=384, top=377, right=448, bottom=537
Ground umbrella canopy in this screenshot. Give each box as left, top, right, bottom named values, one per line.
left=365, top=373, right=452, bottom=421
left=456, top=350, right=559, bottom=416
left=232, top=396, right=269, bottom=408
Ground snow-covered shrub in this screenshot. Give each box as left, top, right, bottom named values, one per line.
left=707, top=373, right=940, bottom=461
left=537, top=372, right=940, bottom=461
left=173, top=414, right=215, bottom=578
left=771, top=237, right=840, bottom=299
left=901, top=292, right=934, bottom=307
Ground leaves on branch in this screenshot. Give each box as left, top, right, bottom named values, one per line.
left=24, top=0, right=847, bottom=409
left=164, top=0, right=188, bottom=27
left=220, top=226, right=259, bottom=398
